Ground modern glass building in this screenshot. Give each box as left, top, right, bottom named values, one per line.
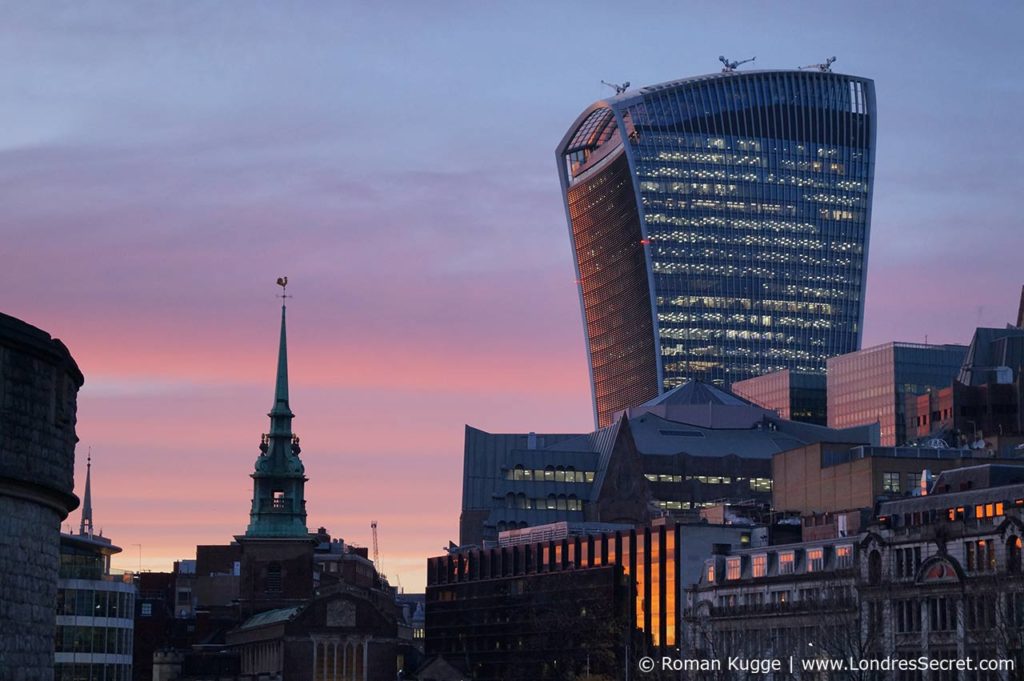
left=827, top=342, right=968, bottom=446
left=55, top=533, right=135, bottom=681
left=731, top=369, right=827, bottom=425
left=557, top=68, right=876, bottom=427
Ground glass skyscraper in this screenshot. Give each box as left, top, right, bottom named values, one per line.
left=557, top=69, right=876, bottom=427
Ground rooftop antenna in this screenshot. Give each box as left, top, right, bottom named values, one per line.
left=799, top=56, right=837, bottom=72
left=719, top=55, right=755, bottom=73
left=601, top=80, right=630, bottom=95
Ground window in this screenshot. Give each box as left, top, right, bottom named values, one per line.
left=706, top=563, right=716, bottom=582
left=807, top=548, right=823, bottom=572
left=752, top=554, right=767, bottom=578
left=835, top=545, right=853, bottom=569
left=882, top=472, right=901, bottom=494
left=976, top=503, right=1005, bottom=519
left=141, top=602, right=152, bottom=617
left=266, top=563, right=282, bottom=593
left=727, top=557, right=741, bottom=580
left=965, top=540, right=996, bottom=572
left=272, top=490, right=286, bottom=509
left=779, top=552, right=795, bottom=575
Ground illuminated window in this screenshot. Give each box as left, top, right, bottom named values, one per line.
left=835, top=545, right=853, bottom=569
left=752, top=554, right=767, bottom=578
left=779, top=552, right=795, bottom=575
left=726, top=557, right=741, bottom=580
left=807, top=549, right=824, bottom=572
left=706, top=563, right=715, bottom=582
left=882, top=472, right=900, bottom=494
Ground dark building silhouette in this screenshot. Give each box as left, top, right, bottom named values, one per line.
left=427, top=519, right=758, bottom=680
left=0, top=312, right=83, bottom=678
left=557, top=69, right=877, bottom=427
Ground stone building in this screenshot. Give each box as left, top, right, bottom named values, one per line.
left=1, top=312, right=83, bottom=679
left=686, top=464, right=1024, bottom=679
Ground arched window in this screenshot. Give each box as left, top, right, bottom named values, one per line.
left=505, top=492, right=515, bottom=509
left=516, top=493, right=528, bottom=510
left=557, top=494, right=567, bottom=510
left=868, top=550, right=882, bottom=586
left=546, top=494, right=557, bottom=510
left=544, top=466, right=555, bottom=482
left=512, top=464, right=525, bottom=481
left=1008, top=536, right=1022, bottom=573
left=555, top=466, right=566, bottom=483
left=566, top=466, right=577, bottom=483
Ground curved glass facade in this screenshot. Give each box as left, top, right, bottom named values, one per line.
left=55, top=535, right=135, bottom=681
left=558, top=70, right=876, bottom=427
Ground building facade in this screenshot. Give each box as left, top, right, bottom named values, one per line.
left=827, top=342, right=967, bottom=446
left=771, top=442, right=1024, bottom=520
left=56, top=534, right=136, bottom=681
left=557, top=68, right=877, bottom=427
left=460, top=382, right=876, bottom=547
left=56, top=456, right=135, bottom=681
left=731, top=369, right=827, bottom=425
left=687, top=465, right=1024, bottom=680
left=0, top=312, right=83, bottom=679
left=426, top=520, right=759, bottom=680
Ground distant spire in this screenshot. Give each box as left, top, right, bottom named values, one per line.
left=80, top=448, right=93, bottom=537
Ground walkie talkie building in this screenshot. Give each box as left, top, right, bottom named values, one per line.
left=556, top=69, right=876, bottom=427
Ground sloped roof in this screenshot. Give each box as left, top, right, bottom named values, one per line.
left=640, top=381, right=753, bottom=407
left=237, top=606, right=301, bottom=631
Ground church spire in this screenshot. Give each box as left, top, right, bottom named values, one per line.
left=80, top=448, right=93, bottom=537
left=245, top=277, right=308, bottom=538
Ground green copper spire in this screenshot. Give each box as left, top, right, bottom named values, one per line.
left=245, top=277, right=308, bottom=538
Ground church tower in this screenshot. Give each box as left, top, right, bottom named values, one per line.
left=237, top=278, right=315, bottom=614
left=245, top=291, right=308, bottom=537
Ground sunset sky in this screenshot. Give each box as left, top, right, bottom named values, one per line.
left=4, top=2, right=1022, bottom=591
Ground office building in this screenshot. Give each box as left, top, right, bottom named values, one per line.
left=426, top=519, right=758, bottom=680
left=56, top=457, right=136, bottom=681
left=827, top=342, right=967, bottom=446
left=557, top=67, right=877, bottom=426
left=460, top=381, right=876, bottom=547
left=731, top=369, right=827, bottom=424
left=771, top=442, right=1024, bottom=540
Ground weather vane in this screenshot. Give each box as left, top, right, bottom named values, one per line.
left=276, top=276, right=291, bottom=301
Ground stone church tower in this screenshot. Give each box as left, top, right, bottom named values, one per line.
left=236, top=287, right=315, bottom=615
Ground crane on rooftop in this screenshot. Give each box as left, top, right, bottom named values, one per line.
left=601, top=80, right=630, bottom=95
left=800, top=56, right=837, bottom=72
left=371, top=520, right=382, bottom=577
left=719, top=55, right=755, bottom=72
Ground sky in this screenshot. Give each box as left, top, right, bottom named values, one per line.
left=3, top=1, right=1022, bottom=591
